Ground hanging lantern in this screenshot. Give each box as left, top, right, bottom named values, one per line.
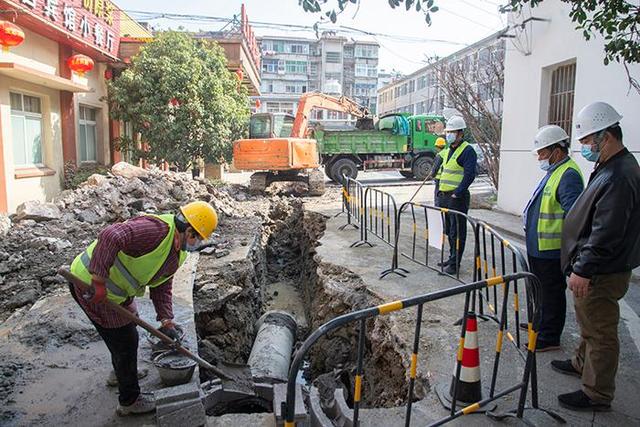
left=67, top=54, right=94, bottom=77
left=255, top=99, right=261, bottom=109
left=0, top=21, right=25, bottom=52
left=235, top=68, right=243, bottom=82
left=104, top=68, right=113, bottom=80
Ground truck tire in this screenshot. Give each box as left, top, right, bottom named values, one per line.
left=331, top=158, right=358, bottom=184
left=399, top=170, right=414, bottom=179
left=307, top=168, right=326, bottom=196
left=412, top=156, right=433, bottom=181
left=324, top=163, right=336, bottom=182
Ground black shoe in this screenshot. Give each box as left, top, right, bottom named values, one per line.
left=558, top=390, right=611, bottom=412
left=526, top=340, right=560, bottom=352
left=444, top=263, right=459, bottom=275
left=437, top=259, right=453, bottom=267
left=551, top=359, right=581, bottom=378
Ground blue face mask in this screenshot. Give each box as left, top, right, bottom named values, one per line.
left=445, top=133, right=456, bottom=145
left=581, top=144, right=600, bottom=162
left=539, top=159, right=552, bottom=171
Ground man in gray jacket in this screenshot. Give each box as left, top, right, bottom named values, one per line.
left=552, top=102, right=640, bottom=411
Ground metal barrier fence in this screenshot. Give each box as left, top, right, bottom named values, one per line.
left=338, top=176, right=365, bottom=231
left=383, top=202, right=479, bottom=284
left=351, top=186, right=399, bottom=249
left=283, top=272, right=550, bottom=427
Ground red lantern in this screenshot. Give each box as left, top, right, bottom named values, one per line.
left=67, top=54, right=94, bottom=76
left=104, top=68, right=113, bottom=80
left=169, top=98, right=180, bottom=107
left=255, top=99, right=261, bottom=109
left=235, top=69, right=243, bottom=82
left=0, top=21, right=25, bottom=52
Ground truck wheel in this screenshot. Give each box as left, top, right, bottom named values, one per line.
left=399, top=170, right=414, bottom=179
left=331, top=158, right=358, bottom=184
left=324, top=163, right=336, bottom=182
left=412, top=157, right=433, bottom=181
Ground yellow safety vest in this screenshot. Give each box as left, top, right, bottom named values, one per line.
left=439, top=141, right=470, bottom=192
left=537, top=158, right=583, bottom=251
left=434, top=148, right=449, bottom=180
left=70, top=214, right=188, bottom=304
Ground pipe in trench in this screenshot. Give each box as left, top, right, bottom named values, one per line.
left=248, top=310, right=297, bottom=384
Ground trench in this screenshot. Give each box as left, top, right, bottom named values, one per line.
left=193, top=197, right=427, bottom=418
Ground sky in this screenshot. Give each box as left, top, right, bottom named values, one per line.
left=115, top=0, right=508, bottom=75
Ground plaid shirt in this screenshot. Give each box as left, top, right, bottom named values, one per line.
left=74, top=216, right=179, bottom=328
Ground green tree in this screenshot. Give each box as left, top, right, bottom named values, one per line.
left=108, top=31, right=250, bottom=171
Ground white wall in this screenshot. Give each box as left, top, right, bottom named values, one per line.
left=497, top=0, right=640, bottom=215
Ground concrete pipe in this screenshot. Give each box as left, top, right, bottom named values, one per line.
left=248, top=311, right=297, bottom=383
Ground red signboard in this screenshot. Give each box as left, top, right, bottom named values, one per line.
left=1, top=0, right=120, bottom=60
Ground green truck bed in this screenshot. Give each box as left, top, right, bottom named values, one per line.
left=313, top=129, right=408, bottom=155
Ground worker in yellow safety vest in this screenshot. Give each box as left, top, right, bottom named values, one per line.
left=429, top=137, right=448, bottom=206
left=438, top=116, right=477, bottom=274
left=68, top=201, right=218, bottom=416
left=522, top=125, right=584, bottom=352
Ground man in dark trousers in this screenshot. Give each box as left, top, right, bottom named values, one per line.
left=552, top=102, right=640, bottom=411
left=69, top=201, right=218, bottom=416
left=523, top=125, right=583, bottom=352
left=438, top=116, right=477, bottom=274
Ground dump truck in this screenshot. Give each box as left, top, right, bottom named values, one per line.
left=311, top=113, right=446, bottom=182
left=233, top=92, right=370, bottom=195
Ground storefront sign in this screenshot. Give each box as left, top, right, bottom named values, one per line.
left=8, top=0, right=120, bottom=57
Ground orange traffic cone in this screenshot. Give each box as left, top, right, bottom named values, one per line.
left=436, top=312, right=494, bottom=412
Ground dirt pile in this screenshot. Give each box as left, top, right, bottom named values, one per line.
left=0, top=163, right=259, bottom=323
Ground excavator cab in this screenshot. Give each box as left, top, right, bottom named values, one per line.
left=249, top=113, right=295, bottom=139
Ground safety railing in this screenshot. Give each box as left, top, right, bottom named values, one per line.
left=338, top=176, right=366, bottom=231
left=351, top=187, right=399, bottom=249
left=283, top=272, right=551, bottom=427
left=382, top=202, right=479, bottom=283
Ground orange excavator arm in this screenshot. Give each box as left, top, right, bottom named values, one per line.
left=290, top=92, right=370, bottom=138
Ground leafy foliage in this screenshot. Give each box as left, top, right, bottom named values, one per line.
left=299, top=0, right=439, bottom=25
left=107, top=31, right=250, bottom=171
left=63, top=161, right=110, bottom=190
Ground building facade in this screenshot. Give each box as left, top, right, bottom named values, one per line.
left=377, top=32, right=505, bottom=117
left=0, top=0, right=122, bottom=213
left=255, top=32, right=379, bottom=128
left=497, top=0, right=640, bottom=214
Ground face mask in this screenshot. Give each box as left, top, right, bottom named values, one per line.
left=185, top=241, right=201, bottom=252
left=581, top=144, right=600, bottom=162
left=445, top=133, right=456, bottom=145
left=539, top=159, right=552, bottom=171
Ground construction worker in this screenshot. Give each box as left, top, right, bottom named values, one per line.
left=430, top=137, right=448, bottom=206
left=522, top=125, right=583, bottom=352
left=553, top=102, right=640, bottom=411
left=438, top=116, right=477, bottom=274
left=68, top=201, right=218, bottom=416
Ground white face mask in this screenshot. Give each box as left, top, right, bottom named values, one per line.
left=539, top=159, right=552, bottom=171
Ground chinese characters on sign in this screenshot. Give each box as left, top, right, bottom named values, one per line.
left=19, top=0, right=118, bottom=55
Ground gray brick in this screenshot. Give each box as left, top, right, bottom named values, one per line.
left=156, top=397, right=202, bottom=417
left=154, top=382, right=200, bottom=406
left=157, top=402, right=206, bottom=427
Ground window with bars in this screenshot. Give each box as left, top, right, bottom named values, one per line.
left=325, top=51, right=341, bottom=63
left=548, top=63, right=576, bottom=137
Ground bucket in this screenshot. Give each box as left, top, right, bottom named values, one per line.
left=153, top=350, right=197, bottom=386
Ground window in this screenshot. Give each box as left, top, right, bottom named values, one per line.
left=10, top=92, right=43, bottom=167
left=548, top=63, right=576, bottom=137
left=79, top=106, right=98, bottom=162
left=285, top=83, right=307, bottom=93
left=289, top=44, right=308, bottom=54
left=354, top=83, right=376, bottom=96
left=409, top=80, right=415, bottom=92
left=325, top=51, right=341, bottom=63
left=309, top=63, right=318, bottom=76
left=325, top=72, right=341, bottom=81
left=285, top=60, right=307, bottom=74
left=415, top=119, right=422, bottom=131
left=417, top=75, right=426, bottom=90
left=355, top=45, right=378, bottom=58
left=262, top=59, right=278, bottom=73
left=401, top=83, right=408, bottom=96
left=272, top=41, right=284, bottom=52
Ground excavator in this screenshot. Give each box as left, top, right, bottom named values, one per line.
left=232, top=92, right=370, bottom=196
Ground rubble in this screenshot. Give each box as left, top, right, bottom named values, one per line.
left=0, top=163, right=262, bottom=322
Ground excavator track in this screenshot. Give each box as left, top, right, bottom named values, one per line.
left=249, top=172, right=269, bottom=193
left=307, top=168, right=326, bottom=196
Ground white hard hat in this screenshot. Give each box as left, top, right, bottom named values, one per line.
left=532, top=125, right=570, bottom=153
left=574, top=101, right=622, bottom=140
left=444, top=116, right=466, bottom=131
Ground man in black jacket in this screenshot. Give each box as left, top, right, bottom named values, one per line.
left=552, top=102, right=640, bottom=411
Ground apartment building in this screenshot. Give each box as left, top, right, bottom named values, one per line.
left=255, top=32, right=379, bottom=128
left=377, top=31, right=506, bottom=117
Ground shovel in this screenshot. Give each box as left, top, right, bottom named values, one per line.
left=59, top=268, right=255, bottom=395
